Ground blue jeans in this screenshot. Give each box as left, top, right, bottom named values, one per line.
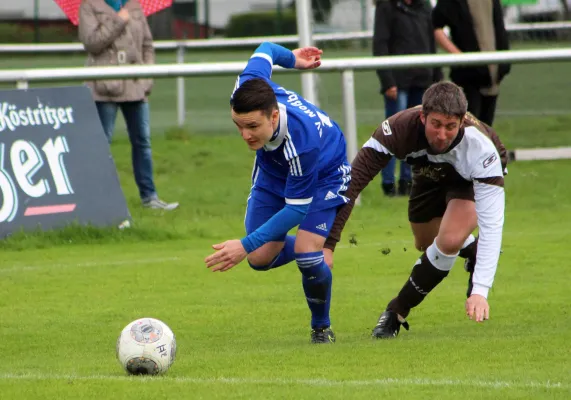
left=381, top=87, right=425, bottom=184
left=96, top=101, right=157, bottom=201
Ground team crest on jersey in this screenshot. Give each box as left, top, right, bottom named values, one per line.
left=382, top=120, right=392, bottom=136
left=482, top=153, right=498, bottom=168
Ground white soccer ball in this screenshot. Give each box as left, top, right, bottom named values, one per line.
left=116, top=317, right=177, bottom=375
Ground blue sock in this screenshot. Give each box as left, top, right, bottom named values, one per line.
left=249, top=235, right=296, bottom=271
left=295, top=251, right=332, bottom=329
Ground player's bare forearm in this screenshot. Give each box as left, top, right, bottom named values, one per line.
left=434, top=29, right=461, bottom=54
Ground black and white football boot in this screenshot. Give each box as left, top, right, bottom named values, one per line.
left=371, top=310, right=410, bottom=339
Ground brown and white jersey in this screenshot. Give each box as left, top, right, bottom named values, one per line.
left=326, top=107, right=508, bottom=297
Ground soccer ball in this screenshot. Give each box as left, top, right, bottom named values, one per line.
left=116, top=317, right=177, bottom=375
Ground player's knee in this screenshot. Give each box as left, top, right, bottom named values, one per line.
left=294, top=232, right=324, bottom=254
left=248, top=260, right=271, bottom=272
left=246, top=253, right=274, bottom=271
left=426, top=240, right=458, bottom=272
left=435, top=234, right=465, bottom=255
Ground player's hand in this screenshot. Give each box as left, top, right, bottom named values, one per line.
left=465, top=294, right=489, bottom=322
left=323, top=248, right=334, bottom=270
left=293, top=47, right=322, bottom=70
left=205, top=239, right=247, bottom=272
left=385, top=86, right=398, bottom=100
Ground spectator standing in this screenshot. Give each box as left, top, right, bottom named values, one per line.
left=78, top=0, right=178, bottom=210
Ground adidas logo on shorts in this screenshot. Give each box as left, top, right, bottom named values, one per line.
left=324, top=191, right=337, bottom=200
left=316, top=223, right=327, bottom=231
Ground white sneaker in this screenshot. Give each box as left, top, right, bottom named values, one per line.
left=142, top=198, right=179, bottom=210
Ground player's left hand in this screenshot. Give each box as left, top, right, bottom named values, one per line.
left=465, top=294, right=489, bottom=323
left=205, top=240, right=247, bottom=272
left=293, top=47, right=323, bottom=70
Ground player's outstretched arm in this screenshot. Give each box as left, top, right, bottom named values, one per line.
left=325, top=146, right=392, bottom=253
left=205, top=203, right=309, bottom=272
left=204, top=240, right=248, bottom=272
left=236, top=42, right=297, bottom=82
left=466, top=180, right=505, bottom=323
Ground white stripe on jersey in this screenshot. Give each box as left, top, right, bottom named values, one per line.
left=250, top=52, right=273, bottom=66
left=285, top=197, right=313, bottom=205
left=284, top=132, right=303, bottom=176
left=252, top=167, right=260, bottom=186
left=251, top=163, right=259, bottom=186
left=231, top=75, right=240, bottom=98
left=338, top=164, right=351, bottom=193
left=404, top=149, right=428, bottom=159
left=282, top=139, right=298, bottom=176
left=363, top=137, right=394, bottom=155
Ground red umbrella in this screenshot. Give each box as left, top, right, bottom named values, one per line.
left=55, top=0, right=173, bottom=26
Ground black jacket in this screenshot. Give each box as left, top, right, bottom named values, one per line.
left=432, top=0, right=511, bottom=88
left=373, top=0, right=442, bottom=93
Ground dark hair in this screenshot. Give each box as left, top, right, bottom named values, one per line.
left=230, top=78, right=278, bottom=117
left=422, top=81, right=468, bottom=119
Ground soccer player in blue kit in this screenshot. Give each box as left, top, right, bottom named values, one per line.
left=204, top=42, right=352, bottom=344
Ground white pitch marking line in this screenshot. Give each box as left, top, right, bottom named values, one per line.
left=0, top=374, right=568, bottom=390
left=0, top=257, right=181, bottom=274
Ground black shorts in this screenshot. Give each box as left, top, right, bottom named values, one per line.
left=408, top=178, right=474, bottom=223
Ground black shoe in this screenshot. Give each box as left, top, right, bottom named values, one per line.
left=311, top=327, right=336, bottom=344
left=464, top=257, right=475, bottom=298
left=381, top=183, right=396, bottom=197
left=397, top=180, right=412, bottom=196
left=372, top=310, right=410, bottom=339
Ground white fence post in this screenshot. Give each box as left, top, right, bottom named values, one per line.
left=295, top=0, right=319, bottom=106
left=176, top=43, right=186, bottom=127
left=341, top=69, right=360, bottom=206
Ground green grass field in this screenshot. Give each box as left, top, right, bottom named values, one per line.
left=1, top=46, right=571, bottom=399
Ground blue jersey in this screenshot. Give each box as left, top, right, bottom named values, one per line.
left=232, top=43, right=350, bottom=211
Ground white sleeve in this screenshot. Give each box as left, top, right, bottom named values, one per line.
left=472, top=181, right=505, bottom=298
left=466, top=134, right=506, bottom=299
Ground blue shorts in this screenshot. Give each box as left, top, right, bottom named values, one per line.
left=244, top=187, right=342, bottom=239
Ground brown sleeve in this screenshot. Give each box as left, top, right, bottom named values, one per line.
left=373, top=109, right=421, bottom=159
left=325, top=146, right=391, bottom=251
left=475, top=176, right=504, bottom=187
left=488, top=129, right=508, bottom=174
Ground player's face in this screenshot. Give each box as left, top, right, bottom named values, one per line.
left=231, top=109, right=279, bottom=150
left=421, top=111, right=464, bottom=154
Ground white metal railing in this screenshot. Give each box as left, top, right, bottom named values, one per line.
left=3, top=48, right=569, bottom=82
left=0, top=21, right=570, bottom=54
left=2, top=48, right=570, bottom=167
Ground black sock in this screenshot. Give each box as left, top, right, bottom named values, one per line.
left=459, top=237, right=478, bottom=261
left=459, top=238, right=478, bottom=298
left=387, top=253, right=449, bottom=318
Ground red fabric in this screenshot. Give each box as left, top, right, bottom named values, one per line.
left=54, top=0, right=172, bottom=26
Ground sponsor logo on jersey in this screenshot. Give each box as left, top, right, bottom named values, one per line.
left=382, top=120, right=392, bottom=136
left=483, top=153, right=498, bottom=168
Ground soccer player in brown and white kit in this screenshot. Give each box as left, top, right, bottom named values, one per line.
left=324, top=81, right=507, bottom=338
